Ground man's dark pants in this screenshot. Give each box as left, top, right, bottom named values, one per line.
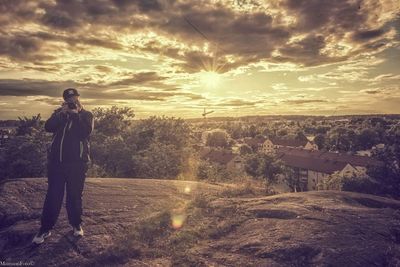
left=40, top=161, right=88, bottom=232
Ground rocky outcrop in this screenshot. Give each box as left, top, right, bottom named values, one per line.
left=1, top=178, right=400, bottom=266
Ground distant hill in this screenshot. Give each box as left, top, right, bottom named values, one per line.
left=184, top=114, right=400, bottom=123
left=1, top=178, right=400, bottom=266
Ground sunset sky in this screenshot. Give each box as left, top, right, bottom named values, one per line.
left=1, top=0, right=399, bottom=119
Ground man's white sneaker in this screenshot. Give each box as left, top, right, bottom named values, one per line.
left=73, top=225, right=84, bottom=237
left=32, top=230, right=51, bottom=244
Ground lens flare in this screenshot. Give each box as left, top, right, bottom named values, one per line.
left=171, top=214, right=186, bottom=229
left=184, top=185, right=191, bottom=194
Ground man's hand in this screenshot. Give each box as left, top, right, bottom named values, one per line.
left=76, top=99, right=83, bottom=112
left=65, top=99, right=82, bottom=114
left=61, top=103, right=69, bottom=114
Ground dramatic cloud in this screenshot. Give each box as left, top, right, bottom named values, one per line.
left=0, top=79, right=76, bottom=97
left=0, top=35, right=53, bottom=62
left=0, top=0, right=399, bottom=118
left=0, top=78, right=202, bottom=102
left=109, top=72, right=168, bottom=87
left=2, top=0, right=398, bottom=70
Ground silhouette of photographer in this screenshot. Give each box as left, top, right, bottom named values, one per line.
left=33, top=88, right=94, bottom=244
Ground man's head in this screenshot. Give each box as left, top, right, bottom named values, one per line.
left=63, top=88, right=80, bottom=101
left=62, top=88, right=82, bottom=111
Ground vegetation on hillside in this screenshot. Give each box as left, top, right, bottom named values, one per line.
left=0, top=112, right=399, bottom=198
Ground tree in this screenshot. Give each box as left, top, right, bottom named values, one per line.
left=281, top=166, right=299, bottom=192
left=0, top=130, right=49, bottom=180
left=94, top=135, right=135, bottom=177
left=16, top=114, right=42, bottom=136
left=315, top=126, right=330, bottom=135
left=197, top=160, right=230, bottom=182
left=90, top=106, right=136, bottom=177
left=0, top=115, right=50, bottom=180
left=366, top=123, right=400, bottom=198
left=230, top=126, right=243, bottom=139
left=239, top=144, right=252, bottom=155
left=222, top=121, right=243, bottom=139
left=244, top=153, right=286, bottom=183
left=277, top=128, right=288, bottom=137
left=133, top=142, right=189, bottom=179
left=357, top=129, right=378, bottom=150
left=92, top=106, right=134, bottom=136
left=368, top=144, right=400, bottom=198
left=205, top=130, right=229, bottom=148
left=347, top=130, right=358, bottom=151
left=128, top=116, right=192, bottom=179
left=295, top=131, right=308, bottom=142
left=130, top=116, right=190, bottom=150
left=327, top=127, right=351, bottom=151
left=314, top=134, right=326, bottom=150
left=248, top=124, right=257, bottom=138
left=262, top=127, right=273, bottom=137
left=323, top=171, right=380, bottom=195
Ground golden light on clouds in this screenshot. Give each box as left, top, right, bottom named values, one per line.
left=0, top=0, right=398, bottom=119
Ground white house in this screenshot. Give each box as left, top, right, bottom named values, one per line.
left=259, top=137, right=317, bottom=154
left=260, top=138, right=275, bottom=153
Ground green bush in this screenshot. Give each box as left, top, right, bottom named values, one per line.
left=341, top=175, right=380, bottom=194
left=1, top=131, right=48, bottom=180
left=323, top=172, right=380, bottom=195
left=196, top=160, right=231, bottom=182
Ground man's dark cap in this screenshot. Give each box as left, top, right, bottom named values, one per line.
left=63, top=88, right=80, bottom=100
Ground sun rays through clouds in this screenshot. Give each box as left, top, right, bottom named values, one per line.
left=0, top=0, right=399, bottom=118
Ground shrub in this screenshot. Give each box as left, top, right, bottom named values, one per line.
left=1, top=131, right=48, bottom=179
left=196, top=160, right=231, bottom=182
left=323, top=171, right=380, bottom=195
left=86, top=163, right=108, bottom=178
left=205, top=130, right=229, bottom=148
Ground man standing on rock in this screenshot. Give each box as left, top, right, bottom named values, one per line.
left=32, top=88, right=94, bottom=244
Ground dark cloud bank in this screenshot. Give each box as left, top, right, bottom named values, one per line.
left=0, top=0, right=398, bottom=101
left=1, top=0, right=397, bottom=70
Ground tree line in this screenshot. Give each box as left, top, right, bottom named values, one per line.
left=0, top=106, right=193, bottom=181
left=0, top=110, right=399, bottom=199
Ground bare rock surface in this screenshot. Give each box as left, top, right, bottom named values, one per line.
left=1, top=178, right=400, bottom=266
left=191, top=191, right=400, bottom=266
left=0, top=178, right=222, bottom=266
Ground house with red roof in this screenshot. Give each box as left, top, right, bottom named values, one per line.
left=275, top=147, right=383, bottom=191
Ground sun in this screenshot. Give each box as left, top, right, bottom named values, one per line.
left=199, top=71, right=222, bottom=89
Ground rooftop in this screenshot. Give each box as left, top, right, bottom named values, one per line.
left=276, top=147, right=383, bottom=174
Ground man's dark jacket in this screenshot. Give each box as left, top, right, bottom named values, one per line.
left=45, top=108, right=94, bottom=164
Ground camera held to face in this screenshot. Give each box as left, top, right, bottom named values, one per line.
left=67, top=102, right=78, bottom=110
